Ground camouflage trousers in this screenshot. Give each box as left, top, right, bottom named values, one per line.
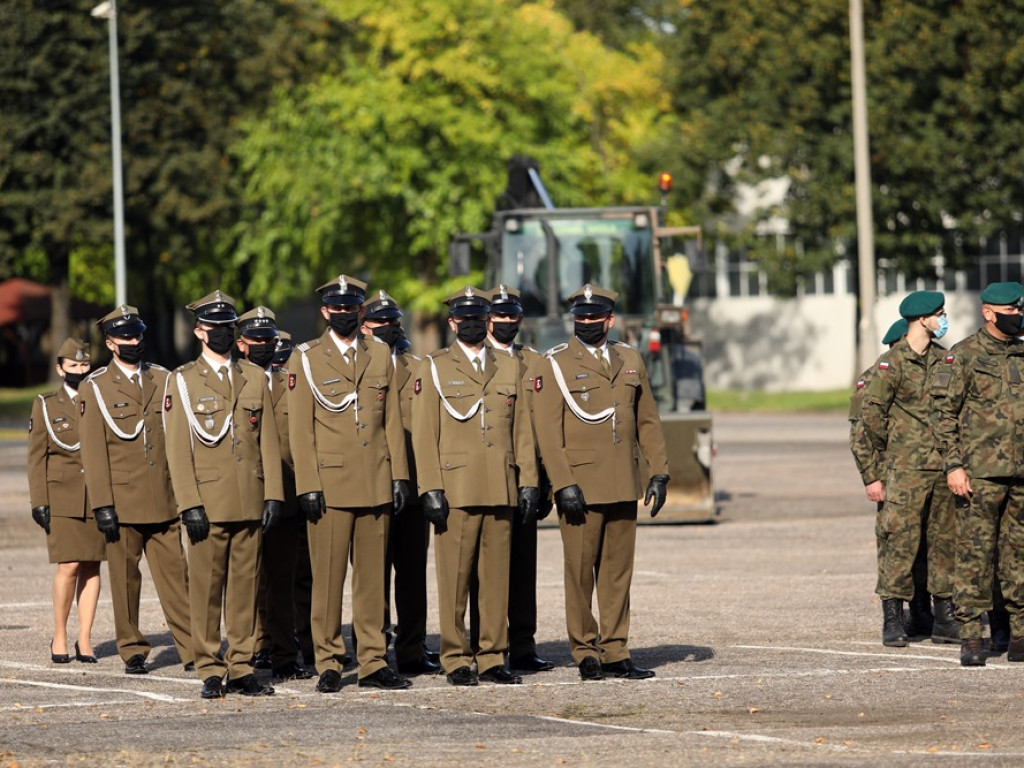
left=875, top=468, right=956, bottom=601
left=953, top=477, right=1024, bottom=638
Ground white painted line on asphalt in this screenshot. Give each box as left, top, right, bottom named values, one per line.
left=696, top=729, right=852, bottom=752
left=0, top=677, right=190, bottom=703
left=5, top=699, right=137, bottom=711
left=532, top=714, right=676, bottom=735
left=0, top=597, right=160, bottom=609
left=733, top=645, right=979, bottom=665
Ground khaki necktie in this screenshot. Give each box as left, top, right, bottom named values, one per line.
left=342, top=348, right=354, bottom=365
left=594, top=349, right=610, bottom=375
left=130, top=373, right=141, bottom=390
left=473, top=357, right=482, bottom=375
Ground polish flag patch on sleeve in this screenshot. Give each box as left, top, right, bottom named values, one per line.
left=288, top=373, right=296, bottom=390
left=164, top=394, right=172, bottom=412
left=856, top=379, right=866, bottom=389
left=878, top=361, right=890, bottom=370
left=534, top=376, right=543, bottom=392
left=414, top=378, right=421, bottom=395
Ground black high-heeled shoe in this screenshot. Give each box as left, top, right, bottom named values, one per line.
left=75, top=642, right=97, bottom=664
left=50, top=639, right=71, bottom=664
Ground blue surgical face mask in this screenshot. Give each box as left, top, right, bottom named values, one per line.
left=934, top=315, right=949, bottom=339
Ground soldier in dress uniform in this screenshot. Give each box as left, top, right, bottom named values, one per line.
left=28, top=338, right=105, bottom=665
left=290, top=275, right=413, bottom=692
left=465, top=285, right=554, bottom=672
left=79, top=306, right=193, bottom=675
left=533, top=284, right=669, bottom=681
left=411, top=286, right=539, bottom=686
left=361, top=290, right=441, bottom=676
left=164, top=290, right=285, bottom=698
left=236, top=307, right=313, bottom=682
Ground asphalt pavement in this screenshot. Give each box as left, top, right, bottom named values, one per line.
left=3, top=412, right=1024, bottom=767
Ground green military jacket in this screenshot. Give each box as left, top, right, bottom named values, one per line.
left=79, top=362, right=177, bottom=524
left=861, top=338, right=947, bottom=471
left=533, top=337, right=669, bottom=504
left=932, top=327, right=1024, bottom=477
left=412, top=344, right=537, bottom=507
left=848, top=363, right=882, bottom=485
left=27, top=388, right=89, bottom=518
left=289, top=331, right=409, bottom=508
left=164, top=355, right=284, bottom=520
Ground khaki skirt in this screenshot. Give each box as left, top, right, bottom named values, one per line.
left=46, top=515, right=107, bottom=564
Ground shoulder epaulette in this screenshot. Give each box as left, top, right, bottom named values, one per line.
left=297, top=338, right=320, bottom=352
left=146, top=362, right=168, bottom=372
left=545, top=342, right=569, bottom=357
left=38, top=390, right=59, bottom=401
left=524, top=345, right=538, bottom=354
left=174, top=360, right=197, bottom=374
left=428, top=348, right=450, bottom=359
left=85, top=366, right=108, bottom=381
left=367, top=334, right=387, bottom=345
left=400, top=351, right=422, bottom=362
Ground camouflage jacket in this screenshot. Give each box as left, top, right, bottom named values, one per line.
left=932, top=327, right=1024, bottom=478
left=848, top=364, right=881, bottom=484
left=861, top=338, right=947, bottom=471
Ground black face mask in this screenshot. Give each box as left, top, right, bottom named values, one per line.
left=114, top=340, right=145, bottom=365
left=245, top=343, right=276, bottom=369
left=489, top=321, right=520, bottom=345
left=204, top=325, right=236, bottom=355
left=455, top=318, right=487, bottom=345
left=371, top=323, right=402, bottom=349
left=63, top=371, right=87, bottom=390
left=329, top=312, right=360, bottom=339
left=575, top=320, right=608, bottom=347
left=994, top=311, right=1023, bottom=337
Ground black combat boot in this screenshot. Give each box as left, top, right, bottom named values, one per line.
left=989, top=608, right=1010, bottom=654
left=905, top=592, right=934, bottom=638
left=960, top=638, right=986, bottom=667
left=930, top=597, right=959, bottom=644
left=882, top=599, right=909, bottom=647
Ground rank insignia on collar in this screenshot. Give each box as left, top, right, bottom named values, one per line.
left=414, top=378, right=422, bottom=395
left=288, top=373, right=296, bottom=390
left=534, top=376, right=543, bottom=392
left=164, top=395, right=173, bottom=412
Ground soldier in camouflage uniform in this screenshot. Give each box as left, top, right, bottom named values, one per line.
left=932, top=281, right=1024, bottom=666
left=862, top=292, right=958, bottom=647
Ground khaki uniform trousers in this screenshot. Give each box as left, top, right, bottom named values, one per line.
left=308, top=507, right=389, bottom=679
left=107, top=520, right=193, bottom=665
left=560, top=501, right=637, bottom=665
left=435, top=506, right=512, bottom=675
left=188, top=521, right=262, bottom=680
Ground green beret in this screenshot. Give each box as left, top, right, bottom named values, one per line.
left=980, top=281, right=1024, bottom=306
left=898, top=290, right=944, bottom=319
left=881, top=318, right=908, bottom=345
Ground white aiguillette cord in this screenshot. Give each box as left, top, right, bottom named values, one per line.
left=40, top=396, right=80, bottom=452
left=547, top=356, right=616, bottom=425
left=176, top=371, right=233, bottom=447
left=429, top=356, right=483, bottom=424
left=88, top=379, right=144, bottom=440
left=300, top=351, right=358, bottom=420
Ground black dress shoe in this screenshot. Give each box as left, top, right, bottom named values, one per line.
left=509, top=653, right=555, bottom=672
left=225, top=674, right=275, bottom=696
left=125, top=654, right=148, bottom=675
left=252, top=649, right=273, bottom=670
left=316, top=669, right=343, bottom=693
left=601, top=658, right=655, bottom=680
left=183, top=661, right=196, bottom=673
left=273, top=661, right=315, bottom=680
left=397, top=655, right=442, bottom=676
left=446, top=666, right=479, bottom=686
left=358, top=666, right=411, bottom=689
left=74, top=642, right=97, bottom=664
left=201, top=676, right=224, bottom=699
left=479, top=665, right=522, bottom=685
left=425, top=648, right=441, bottom=664
left=577, top=656, right=605, bottom=681
left=50, top=640, right=71, bottom=664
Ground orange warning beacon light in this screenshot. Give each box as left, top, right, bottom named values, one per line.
left=657, top=172, right=673, bottom=194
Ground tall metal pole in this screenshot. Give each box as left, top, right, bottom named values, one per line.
left=95, top=0, right=127, bottom=305
left=850, top=0, right=876, bottom=372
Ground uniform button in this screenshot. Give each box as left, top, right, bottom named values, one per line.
left=149, top=461, right=155, bottom=466
left=614, top=401, right=619, bottom=407
left=236, top=456, right=242, bottom=462
left=444, top=462, right=451, bottom=468
left=485, top=443, right=493, bottom=448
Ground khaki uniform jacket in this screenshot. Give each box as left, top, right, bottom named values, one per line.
left=164, top=356, right=284, bottom=520
left=412, top=344, right=538, bottom=506
left=290, top=331, right=409, bottom=508
left=861, top=338, right=947, bottom=472
left=533, top=337, right=668, bottom=503
left=270, top=367, right=294, bottom=473
left=932, top=327, right=1024, bottom=478
left=27, top=389, right=89, bottom=517
left=79, top=363, right=177, bottom=524
left=395, top=349, right=420, bottom=490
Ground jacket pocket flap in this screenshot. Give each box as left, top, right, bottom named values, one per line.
left=440, top=453, right=468, bottom=471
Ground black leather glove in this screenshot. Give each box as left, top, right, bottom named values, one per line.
left=181, top=506, right=210, bottom=545
left=392, top=479, right=412, bottom=515
left=420, top=490, right=449, bottom=533
left=555, top=485, right=587, bottom=526
left=31, top=505, right=51, bottom=535
left=262, top=499, right=284, bottom=532
left=644, top=474, right=670, bottom=518
left=518, top=486, right=540, bottom=524
left=93, top=506, right=120, bottom=543
left=298, top=491, right=326, bottom=523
